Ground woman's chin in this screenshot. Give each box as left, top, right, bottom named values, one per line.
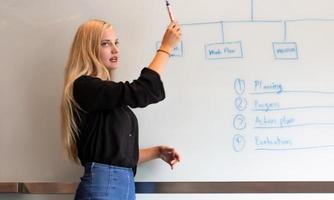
left=106, top=64, right=119, bottom=70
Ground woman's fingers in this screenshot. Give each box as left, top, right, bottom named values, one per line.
left=160, top=146, right=181, bottom=169
left=161, top=21, right=182, bottom=50
left=169, top=22, right=181, bottom=34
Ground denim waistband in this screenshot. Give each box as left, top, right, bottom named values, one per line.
left=76, top=162, right=136, bottom=200
left=84, top=162, right=133, bottom=173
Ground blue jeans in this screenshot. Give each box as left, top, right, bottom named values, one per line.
left=74, top=162, right=136, bottom=200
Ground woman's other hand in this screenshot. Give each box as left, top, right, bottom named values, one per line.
left=159, top=146, right=181, bottom=170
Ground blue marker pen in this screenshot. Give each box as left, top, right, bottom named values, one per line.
left=165, top=0, right=175, bottom=22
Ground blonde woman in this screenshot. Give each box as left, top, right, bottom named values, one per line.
left=61, top=19, right=181, bottom=200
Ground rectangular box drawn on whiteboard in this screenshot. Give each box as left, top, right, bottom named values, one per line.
left=273, top=42, right=299, bottom=60
left=205, top=42, right=243, bottom=59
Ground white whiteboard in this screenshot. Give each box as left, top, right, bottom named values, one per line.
left=1, top=0, right=334, bottom=184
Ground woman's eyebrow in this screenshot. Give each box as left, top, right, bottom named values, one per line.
left=101, top=39, right=111, bottom=42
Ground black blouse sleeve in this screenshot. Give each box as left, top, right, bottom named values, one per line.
left=73, top=68, right=165, bottom=111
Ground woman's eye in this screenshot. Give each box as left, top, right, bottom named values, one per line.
left=101, top=42, right=109, bottom=47
left=101, top=41, right=118, bottom=47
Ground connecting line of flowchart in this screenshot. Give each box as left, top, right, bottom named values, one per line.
left=160, top=0, right=334, bottom=60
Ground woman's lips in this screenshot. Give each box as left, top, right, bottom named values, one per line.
left=110, top=56, right=118, bottom=62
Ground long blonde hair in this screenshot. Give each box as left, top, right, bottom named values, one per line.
left=61, top=19, right=112, bottom=163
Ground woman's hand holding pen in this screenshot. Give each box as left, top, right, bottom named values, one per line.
left=148, top=21, right=182, bottom=75
left=159, top=21, right=182, bottom=55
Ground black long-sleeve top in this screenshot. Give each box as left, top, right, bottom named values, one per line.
left=73, top=68, right=165, bottom=173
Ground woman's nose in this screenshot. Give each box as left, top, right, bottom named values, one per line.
left=111, top=45, right=119, bottom=54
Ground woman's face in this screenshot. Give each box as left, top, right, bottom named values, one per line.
left=100, top=27, right=120, bottom=70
